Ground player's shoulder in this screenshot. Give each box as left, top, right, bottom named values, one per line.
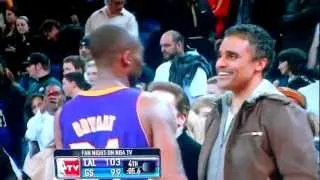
left=138, top=91, right=172, bottom=115
left=138, top=91, right=162, bottom=104
left=59, top=96, right=82, bottom=116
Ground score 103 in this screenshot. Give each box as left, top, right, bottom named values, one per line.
left=83, top=158, right=121, bottom=166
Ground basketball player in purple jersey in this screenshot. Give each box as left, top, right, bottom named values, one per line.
left=55, top=25, right=187, bottom=179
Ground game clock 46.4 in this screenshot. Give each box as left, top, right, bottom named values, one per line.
left=126, top=167, right=141, bottom=175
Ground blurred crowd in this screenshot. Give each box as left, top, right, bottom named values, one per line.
left=0, top=0, right=319, bottom=179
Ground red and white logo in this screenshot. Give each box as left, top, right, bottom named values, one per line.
left=56, top=157, right=81, bottom=178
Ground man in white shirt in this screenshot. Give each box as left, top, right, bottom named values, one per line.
left=85, top=0, right=138, bottom=39
left=299, top=80, right=320, bottom=117
left=25, top=85, right=64, bottom=153
left=154, top=30, right=211, bottom=102
left=23, top=85, right=64, bottom=180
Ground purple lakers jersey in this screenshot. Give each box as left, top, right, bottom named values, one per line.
left=0, top=99, right=10, bottom=147
left=60, top=87, right=149, bottom=149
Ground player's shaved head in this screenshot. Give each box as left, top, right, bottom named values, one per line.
left=89, top=25, right=142, bottom=66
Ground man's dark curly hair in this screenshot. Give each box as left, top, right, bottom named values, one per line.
left=224, top=24, right=276, bottom=74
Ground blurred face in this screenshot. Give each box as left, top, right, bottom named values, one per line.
left=127, top=48, right=144, bottom=87
left=278, top=61, right=289, bottom=75
left=5, top=10, right=17, bottom=24
left=207, top=83, right=224, bottom=95
left=63, top=62, right=76, bottom=75
left=86, top=65, right=98, bottom=85
left=108, top=0, right=125, bottom=14
left=216, top=36, right=265, bottom=92
left=16, top=18, right=29, bottom=34
left=79, top=46, right=92, bottom=61
left=31, top=97, right=43, bottom=115
left=26, top=64, right=37, bottom=79
left=197, top=106, right=212, bottom=120
left=160, top=34, right=181, bottom=60
left=44, top=85, right=64, bottom=112
left=62, top=78, right=75, bottom=97
left=188, top=105, right=212, bottom=130
left=45, top=26, right=59, bottom=41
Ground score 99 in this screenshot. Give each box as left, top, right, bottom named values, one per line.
left=111, top=168, right=121, bottom=177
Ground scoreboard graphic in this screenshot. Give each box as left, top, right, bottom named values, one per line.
left=54, top=149, right=161, bottom=179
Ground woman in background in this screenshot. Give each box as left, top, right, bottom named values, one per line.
left=277, top=48, right=313, bottom=90
left=16, top=16, right=33, bottom=75
left=1, top=7, right=19, bottom=76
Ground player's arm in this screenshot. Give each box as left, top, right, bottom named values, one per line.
left=54, top=108, right=63, bottom=149
left=138, top=93, right=187, bottom=180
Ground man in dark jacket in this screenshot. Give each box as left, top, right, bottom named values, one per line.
left=198, top=24, right=318, bottom=180
left=24, top=52, right=61, bottom=96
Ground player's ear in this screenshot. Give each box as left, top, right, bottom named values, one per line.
left=177, top=113, right=186, bottom=127
left=120, top=50, right=132, bottom=67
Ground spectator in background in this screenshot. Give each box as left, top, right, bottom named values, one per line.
left=79, top=35, right=93, bottom=62
left=159, top=0, right=215, bottom=62
left=1, top=6, right=19, bottom=75
left=24, top=94, right=44, bottom=122
left=63, top=72, right=91, bottom=98
left=154, top=30, right=212, bottom=102
left=0, top=58, right=26, bottom=180
left=84, top=60, right=98, bottom=86
left=277, top=48, right=312, bottom=90
left=148, top=81, right=200, bottom=180
left=85, top=0, right=139, bottom=39
left=63, top=55, right=85, bottom=75
left=24, top=85, right=64, bottom=179
left=36, top=19, right=83, bottom=79
left=207, top=76, right=225, bottom=96
left=39, top=19, right=60, bottom=42
left=16, top=16, right=30, bottom=40
left=15, top=16, right=33, bottom=74
left=299, top=80, right=320, bottom=117
left=208, top=0, right=230, bottom=38
left=30, top=95, right=43, bottom=115
left=187, top=95, right=217, bottom=144
left=25, top=85, right=64, bottom=152
left=38, top=19, right=83, bottom=56
left=1, top=6, right=17, bottom=39
left=23, top=52, right=61, bottom=96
